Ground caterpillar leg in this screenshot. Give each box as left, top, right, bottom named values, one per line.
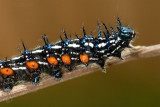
left=3, top=77, right=15, bottom=92
left=54, top=71, right=62, bottom=81
left=31, top=71, right=41, bottom=85
left=96, top=58, right=107, bottom=73
left=49, top=66, right=62, bottom=80
left=3, top=83, right=13, bottom=92
left=117, top=53, right=124, bottom=60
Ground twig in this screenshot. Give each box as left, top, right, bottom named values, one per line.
left=0, top=44, right=160, bottom=102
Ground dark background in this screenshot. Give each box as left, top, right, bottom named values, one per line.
left=0, top=0, right=160, bottom=106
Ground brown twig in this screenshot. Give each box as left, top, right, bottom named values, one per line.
left=0, top=44, right=160, bottom=102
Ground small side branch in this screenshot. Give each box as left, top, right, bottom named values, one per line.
left=0, top=44, right=160, bottom=102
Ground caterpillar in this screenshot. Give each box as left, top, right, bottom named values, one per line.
left=0, top=18, right=135, bottom=92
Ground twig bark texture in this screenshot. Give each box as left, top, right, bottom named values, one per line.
left=0, top=44, right=160, bottom=102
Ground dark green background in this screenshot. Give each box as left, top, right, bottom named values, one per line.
left=0, top=0, right=160, bottom=106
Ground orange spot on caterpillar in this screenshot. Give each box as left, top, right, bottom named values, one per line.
left=80, top=54, right=89, bottom=63
left=26, top=61, right=39, bottom=70
left=0, top=68, right=13, bottom=76
left=47, top=56, right=58, bottom=65
left=61, top=55, right=71, bottom=65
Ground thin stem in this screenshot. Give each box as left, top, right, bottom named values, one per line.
left=0, top=44, right=160, bottom=102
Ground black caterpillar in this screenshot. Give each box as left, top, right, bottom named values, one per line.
left=0, top=18, right=135, bottom=92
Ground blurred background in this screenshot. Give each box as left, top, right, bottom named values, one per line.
left=0, top=0, right=160, bottom=106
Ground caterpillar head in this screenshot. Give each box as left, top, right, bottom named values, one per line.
left=117, top=18, right=135, bottom=41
